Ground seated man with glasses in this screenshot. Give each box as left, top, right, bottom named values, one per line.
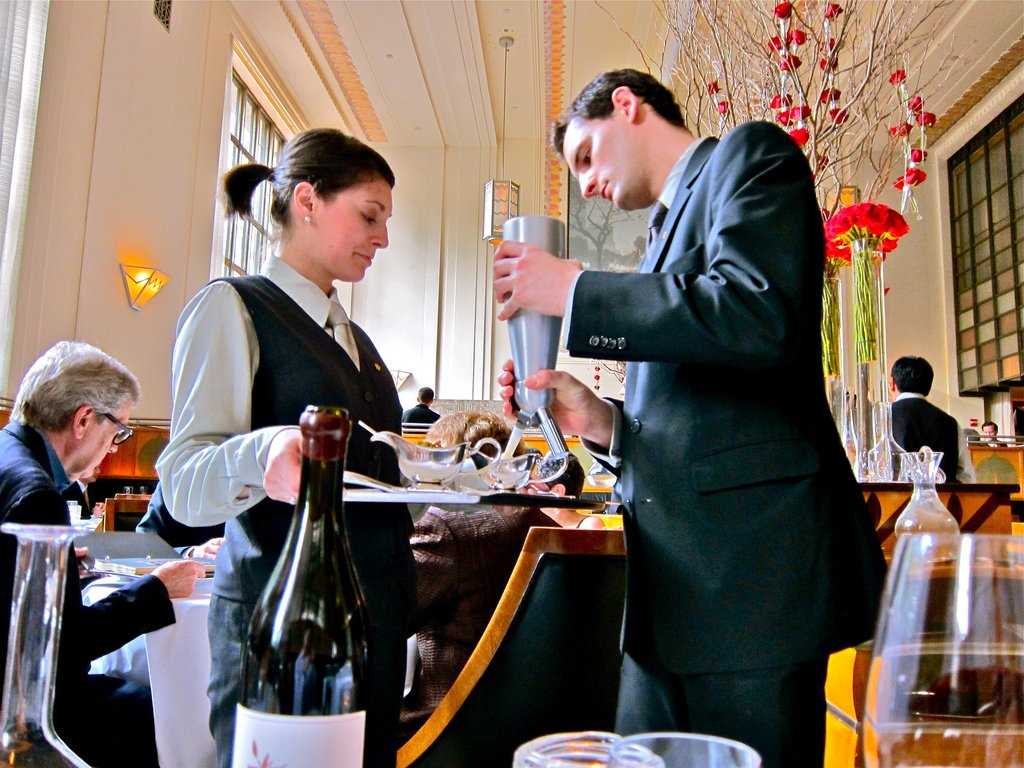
left=0, top=341, right=205, bottom=767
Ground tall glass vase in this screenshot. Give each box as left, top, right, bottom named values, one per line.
left=852, top=240, right=900, bottom=480
left=0, top=523, right=90, bottom=767
left=821, top=274, right=846, bottom=441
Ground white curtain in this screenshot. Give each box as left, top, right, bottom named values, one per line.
left=0, top=1, right=49, bottom=391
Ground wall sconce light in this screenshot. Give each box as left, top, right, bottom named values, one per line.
left=120, top=264, right=170, bottom=311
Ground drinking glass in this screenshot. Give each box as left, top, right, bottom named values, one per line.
left=0, top=523, right=90, bottom=766
left=864, top=534, right=1024, bottom=767
left=608, top=732, right=761, bottom=767
left=513, top=731, right=620, bottom=767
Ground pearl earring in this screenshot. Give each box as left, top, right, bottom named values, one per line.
left=304, top=215, right=311, bottom=224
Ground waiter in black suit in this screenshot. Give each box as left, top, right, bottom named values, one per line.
left=493, top=69, right=886, bottom=767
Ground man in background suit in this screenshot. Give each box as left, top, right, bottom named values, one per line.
left=402, top=387, right=441, bottom=425
left=492, top=69, right=885, bottom=767
left=136, top=482, right=225, bottom=556
left=0, top=341, right=203, bottom=767
left=891, top=355, right=974, bottom=482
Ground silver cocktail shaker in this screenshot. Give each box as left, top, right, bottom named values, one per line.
left=502, top=215, right=571, bottom=460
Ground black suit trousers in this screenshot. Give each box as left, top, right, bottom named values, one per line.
left=58, top=674, right=159, bottom=767
left=615, top=651, right=828, bottom=768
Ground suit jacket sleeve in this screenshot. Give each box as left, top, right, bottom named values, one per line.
left=567, top=122, right=820, bottom=371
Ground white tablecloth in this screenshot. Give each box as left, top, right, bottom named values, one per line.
left=86, top=578, right=217, bottom=768
left=85, top=578, right=418, bottom=768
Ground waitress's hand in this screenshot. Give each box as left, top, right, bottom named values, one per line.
left=497, top=359, right=614, bottom=448
left=264, top=428, right=301, bottom=504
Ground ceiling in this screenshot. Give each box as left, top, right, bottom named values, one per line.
left=232, top=0, right=657, bottom=149
left=233, top=0, right=1023, bottom=155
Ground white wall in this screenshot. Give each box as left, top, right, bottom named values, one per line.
left=8, top=0, right=235, bottom=419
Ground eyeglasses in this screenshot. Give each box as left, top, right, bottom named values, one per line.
left=101, top=413, right=134, bottom=446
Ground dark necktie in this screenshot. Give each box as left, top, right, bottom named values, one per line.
left=646, top=202, right=669, bottom=258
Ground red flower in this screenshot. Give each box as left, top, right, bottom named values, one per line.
left=786, top=29, right=807, bottom=46
left=916, top=111, right=936, bottom=127
left=769, top=35, right=784, bottom=51
left=907, top=95, right=923, bottom=113
left=824, top=3, right=843, bottom=19
left=790, top=104, right=811, bottom=121
left=819, top=56, right=837, bottom=71
left=717, top=100, right=730, bottom=115
left=769, top=93, right=793, bottom=109
left=707, top=80, right=720, bottom=95
left=822, top=36, right=837, bottom=51
left=889, top=122, right=912, bottom=138
left=779, top=53, right=802, bottom=71
left=830, top=107, right=849, bottom=124
left=789, top=127, right=810, bottom=147
left=776, top=109, right=792, bottom=126
left=910, top=148, right=927, bottom=163
left=825, top=202, right=908, bottom=249
left=819, top=87, right=841, bottom=104
left=774, top=2, right=793, bottom=19
left=889, top=69, right=907, bottom=85
left=905, top=167, right=927, bottom=185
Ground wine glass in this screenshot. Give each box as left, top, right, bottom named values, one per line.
left=608, top=732, right=761, bottom=767
left=863, top=534, right=1024, bottom=768
left=513, top=731, right=620, bottom=767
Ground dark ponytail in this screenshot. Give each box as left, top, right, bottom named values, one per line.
left=223, top=164, right=273, bottom=218
left=221, top=129, right=395, bottom=231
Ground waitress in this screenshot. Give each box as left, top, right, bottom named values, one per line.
left=157, top=129, right=413, bottom=768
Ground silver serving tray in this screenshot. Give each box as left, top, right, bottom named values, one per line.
left=343, top=485, right=604, bottom=512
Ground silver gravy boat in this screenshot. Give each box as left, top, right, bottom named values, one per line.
left=370, top=431, right=502, bottom=485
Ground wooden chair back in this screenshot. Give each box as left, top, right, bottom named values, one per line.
left=398, top=527, right=626, bottom=768
left=102, top=494, right=151, bottom=532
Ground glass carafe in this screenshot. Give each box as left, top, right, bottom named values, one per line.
left=894, top=448, right=959, bottom=537
left=864, top=534, right=1024, bottom=767
left=0, top=523, right=90, bottom=766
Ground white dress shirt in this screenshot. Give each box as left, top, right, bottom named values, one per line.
left=894, top=392, right=976, bottom=483
left=157, top=257, right=360, bottom=526
left=565, top=139, right=710, bottom=465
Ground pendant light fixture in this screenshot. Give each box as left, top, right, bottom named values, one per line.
left=482, top=34, right=520, bottom=243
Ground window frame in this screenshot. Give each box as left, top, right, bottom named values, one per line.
left=949, top=93, right=1024, bottom=395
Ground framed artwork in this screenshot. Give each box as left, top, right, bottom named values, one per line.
left=566, top=171, right=653, bottom=272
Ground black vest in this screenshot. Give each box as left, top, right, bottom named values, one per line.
left=212, top=276, right=411, bottom=607
left=892, top=396, right=960, bottom=482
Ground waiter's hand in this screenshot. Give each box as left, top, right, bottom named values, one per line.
left=188, top=537, right=223, bottom=560
left=264, top=428, right=301, bottom=504
left=498, top=359, right=614, bottom=448
left=493, top=242, right=582, bottom=321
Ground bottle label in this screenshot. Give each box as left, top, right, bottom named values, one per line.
left=232, top=704, right=365, bottom=768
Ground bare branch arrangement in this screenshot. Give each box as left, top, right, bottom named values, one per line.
left=636, top=0, right=958, bottom=213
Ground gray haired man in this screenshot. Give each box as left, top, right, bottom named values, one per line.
left=0, top=341, right=203, bottom=767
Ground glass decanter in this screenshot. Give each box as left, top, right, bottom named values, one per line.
left=894, top=448, right=959, bottom=537
left=0, top=523, right=90, bottom=766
